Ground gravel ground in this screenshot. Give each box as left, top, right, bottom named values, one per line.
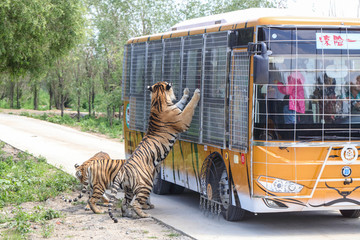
left=0, top=142, right=193, bottom=240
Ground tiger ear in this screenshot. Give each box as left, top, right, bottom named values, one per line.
left=74, top=164, right=79, bottom=168
left=147, top=85, right=153, bottom=92
left=166, top=83, right=172, bottom=91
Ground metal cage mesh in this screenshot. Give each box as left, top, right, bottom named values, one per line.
left=229, top=50, right=249, bottom=151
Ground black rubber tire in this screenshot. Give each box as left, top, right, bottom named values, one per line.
left=152, top=171, right=171, bottom=195
left=206, top=156, right=247, bottom=221
left=223, top=204, right=247, bottom=221
left=169, top=183, right=185, bottom=194
left=340, top=210, right=360, bottom=218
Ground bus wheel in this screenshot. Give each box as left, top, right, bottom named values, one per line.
left=340, top=210, right=360, bottom=218
left=206, top=156, right=247, bottom=221
left=218, top=167, right=247, bottom=221
left=152, top=170, right=171, bottom=195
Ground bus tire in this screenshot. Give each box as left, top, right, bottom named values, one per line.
left=205, top=154, right=247, bottom=221
left=169, top=183, right=185, bottom=194
left=340, top=210, right=360, bottom=218
left=152, top=170, right=171, bottom=195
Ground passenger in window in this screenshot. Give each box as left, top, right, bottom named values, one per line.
left=313, top=74, right=337, bottom=122
left=275, top=72, right=305, bottom=124
left=348, top=75, right=360, bottom=113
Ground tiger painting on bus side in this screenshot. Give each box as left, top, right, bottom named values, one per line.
left=108, top=81, right=200, bottom=222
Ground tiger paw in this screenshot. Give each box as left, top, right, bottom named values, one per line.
left=141, top=203, right=155, bottom=210
left=183, top=88, right=190, bottom=97
left=193, top=89, right=200, bottom=101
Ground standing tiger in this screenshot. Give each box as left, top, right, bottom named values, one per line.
left=62, top=151, right=126, bottom=214
left=108, top=81, right=200, bottom=222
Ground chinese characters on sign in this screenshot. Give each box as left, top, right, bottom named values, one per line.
left=316, top=33, right=360, bottom=49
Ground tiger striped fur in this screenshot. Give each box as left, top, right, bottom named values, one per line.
left=62, top=151, right=126, bottom=214
left=108, top=82, right=200, bottom=222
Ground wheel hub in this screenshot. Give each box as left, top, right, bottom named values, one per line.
left=207, top=183, right=213, bottom=200
left=219, top=169, right=230, bottom=209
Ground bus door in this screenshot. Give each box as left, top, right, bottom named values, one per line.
left=228, top=48, right=251, bottom=200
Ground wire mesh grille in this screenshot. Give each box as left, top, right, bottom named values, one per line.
left=179, top=35, right=203, bottom=142
left=129, top=43, right=146, bottom=132
left=202, top=32, right=228, bottom=148
left=229, top=50, right=249, bottom=151
left=122, top=44, right=131, bottom=100
left=145, top=41, right=163, bottom=130
left=126, top=32, right=231, bottom=148
left=253, top=27, right=360, bottom=143
left=163, top=38, right=182, bottom=98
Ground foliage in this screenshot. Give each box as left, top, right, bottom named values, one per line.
left=0, top=0, right=86, bottom=76
left=2, top=205, right=61, bottom=237
left=0, top=143, right=78, bottom=208
left=0, top=0, right=275, bottom=125
left=0, top=142, right=73, bottom=238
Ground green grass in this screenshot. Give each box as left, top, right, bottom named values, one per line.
left=0, top=144, right=77, bottom=207
left=2, top=205, right=62, bottom=238
left=0, top=141, right=78, bottom=238
left=20, top=112, right=123, bottom=139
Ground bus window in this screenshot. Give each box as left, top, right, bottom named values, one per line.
left=122, top=45, right=131, bottom=100
left=181, top=35, right=203, bottom=142
left=163, top=38, right=182, bottom=99
left=129, top=43, right=146, bottom=132
left=253, top=27, right=360, bottom=141
left=145, top=40, right=163, bottom=130
left=202, top=32, right=228, bottom=147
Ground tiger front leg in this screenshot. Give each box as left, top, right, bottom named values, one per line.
left=178, top=88, right=200, bottom=131
left=175, top=88, right=190, bottom=110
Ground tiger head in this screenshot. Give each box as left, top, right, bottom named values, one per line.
left=74, top=163, right=88, bottom=184
left=148, top=82, right=176, bottom=111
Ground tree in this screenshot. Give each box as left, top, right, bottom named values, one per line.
left=0, top=0, right=86, bottom=109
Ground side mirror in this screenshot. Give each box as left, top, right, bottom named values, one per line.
left=251, top=42, right=271, bottom=84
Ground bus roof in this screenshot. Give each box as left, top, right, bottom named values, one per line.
left=127, top=8, right=360, bottom=44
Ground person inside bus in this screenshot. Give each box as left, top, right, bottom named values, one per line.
left=347, top=75, right=360, bottom=113
left=275, top=71, right=305, bottom=124
left=313, top=74, right=337, bottom=123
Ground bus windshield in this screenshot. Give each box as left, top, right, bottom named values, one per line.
left=254, top=27, right=360, bottom=141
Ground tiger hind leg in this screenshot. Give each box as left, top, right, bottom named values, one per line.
left=88, top=187, right=106, bottom=214
left=132, top=190, right=152, bottom=218
left=141, top=198, right=154, bottom=210
left=121, top=190, right=137, bottom=218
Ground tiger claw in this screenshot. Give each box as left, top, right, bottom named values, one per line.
left=183, top=88, right=190, bottom=96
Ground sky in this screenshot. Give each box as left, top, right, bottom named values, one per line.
left=286, top=0, right=360, bottom=18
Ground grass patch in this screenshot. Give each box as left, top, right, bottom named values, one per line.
left=0, top=141, right=78, bottom=238
left=0, top=143, right=77, bottom=208
left=166, top=233, right=181, bottom=238
left=2, top=205, right=62, bottom=238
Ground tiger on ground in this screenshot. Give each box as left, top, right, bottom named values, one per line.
left=108, top=81, right=200, bottom=223
left=62, top=151, right=126, bottom=214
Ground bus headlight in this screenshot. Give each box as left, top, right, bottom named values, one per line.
left=257, top=176, right=303, bottom=193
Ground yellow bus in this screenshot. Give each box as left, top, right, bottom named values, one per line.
left=122, top=8, right=360, bottom=221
